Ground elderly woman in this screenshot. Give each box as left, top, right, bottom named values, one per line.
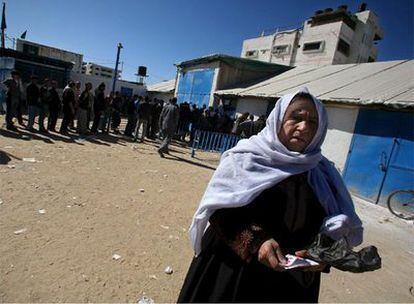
left=178, top=88, right=363, bottom=303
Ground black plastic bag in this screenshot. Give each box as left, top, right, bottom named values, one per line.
left=306, top=233, right=381, bottom=273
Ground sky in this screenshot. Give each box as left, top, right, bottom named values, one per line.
left=3, top=0, right=413, bottom=84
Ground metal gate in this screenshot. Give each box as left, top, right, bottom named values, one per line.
left=343, top=109, right=414, bottom=205
left=176, top=69, right=215, bottom=108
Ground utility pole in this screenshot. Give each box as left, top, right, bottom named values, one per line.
left=112, top=42, right=123, bottom=94
left=107, top=42, right=122, bottom=132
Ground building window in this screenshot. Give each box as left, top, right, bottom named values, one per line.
left=272, top=44, right=290, bottom=56
left=303, top=41, right=325, bottom=53
left=245, top=50, right=258, bottom=58
left=337, top=38, right=350, bottom=56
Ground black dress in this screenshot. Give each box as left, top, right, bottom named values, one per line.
left=178, top=172, right=327, bottom=303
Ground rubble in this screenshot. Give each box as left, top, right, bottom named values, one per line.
left=14, top=228, right=27, bottom=235
left=164, top=266, right=173, bottom=275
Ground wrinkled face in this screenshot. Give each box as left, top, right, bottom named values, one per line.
left=278, top=97, right=318, bottom=152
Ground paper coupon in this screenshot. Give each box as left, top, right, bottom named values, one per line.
left=283, top=254, right=319, bottom=269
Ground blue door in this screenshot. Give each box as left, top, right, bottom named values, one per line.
left=343, top=109, right=414, bottom=205
left=176, top=69, right=215, bottom=108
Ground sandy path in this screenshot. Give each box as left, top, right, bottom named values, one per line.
left=0, top=117, right=413, bottom=302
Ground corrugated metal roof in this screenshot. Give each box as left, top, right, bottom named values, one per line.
left=175, top=53, right=292, bottom=74
left=215, top=60, right=414, bottom=109
left=146, top=79, right=176, bottom=93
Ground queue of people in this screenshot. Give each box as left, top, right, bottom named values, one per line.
left=2, top=71, right=267, bottom=155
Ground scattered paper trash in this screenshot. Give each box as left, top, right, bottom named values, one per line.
left=149, top=274, right=158, bottom=280
left=38, top=209, right=46, bottom=214
left=4, top=146, right=13, bottom=149
left=160, top=225, right=169, bottom=230
left=23, top=158, right=36, bottom=163
left=164, top=266, right=173, bottom=275
left=7, top=164, right=15, bottom=169
left=138, top=296, right=154, bottom=304
left=158, top=189, right=163, bottom=193
left=139, top=189, right=145, bottom=193
left=14, top=228, right=27, bottom=235
left=0, top=198, right=3, bottom=205
left=112, top=253, right=122, bottom=260
left=163, top=174, right=168, bottom=178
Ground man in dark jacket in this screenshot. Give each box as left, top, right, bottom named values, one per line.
left=77, top=82, right=93, bottom=134
left=39, top=78, right=51, bottom=132
left=26, top=75, right=40, bottom=131
left=91, top=82, right=106, bottom=134
left=47, top=80, right=61, bottom=132
left=134, top=96, right=152, bottom=142
left=3, top=70, right=23, bottom=131
left=158, top=97, right=180, bottom=157
left=111, top=91, right=122, bottom=133
left=59, top=81, right=76, bottom=135
left=124, top=95, right=139, bottom=137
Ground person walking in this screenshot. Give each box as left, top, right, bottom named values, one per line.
left=3, top=70, right=23, bottom=131
left=157, top=97, right=179, bottom=157
left=77, top=82, right=93, bottom=134
left=59, top=81, right=76, bottom=135
left=47, top=80, right=61, bottom=132
left=26, top=75, right=40, bottom=131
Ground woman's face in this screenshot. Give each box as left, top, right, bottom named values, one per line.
left=278, top=97, right=318, bottom=152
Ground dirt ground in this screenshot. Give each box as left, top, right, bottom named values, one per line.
left=1, top=117, right=413, bottom=303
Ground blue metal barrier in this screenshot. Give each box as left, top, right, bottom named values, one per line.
left=191, top=129, right=241, bottom=157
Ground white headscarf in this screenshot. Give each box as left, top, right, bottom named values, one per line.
left=189, top=88, right=363, bottom=256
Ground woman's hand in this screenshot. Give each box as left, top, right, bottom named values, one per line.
left=295, top=250, right=326, bottom=272
left=258, top=238, right=287, bottom=271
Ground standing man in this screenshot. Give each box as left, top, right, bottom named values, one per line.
left=3, top=70, right=23, bottom=131
left=70, top=81, right=81, bottom=130
left=124, top=95, right=138, bottom=137
left=47, top=80, right=61, bottom=132
left=38, top=78, right=51, bottom=132
left=77, top=82, right=92, bottom=134
left=59, top=81, right=76, bottom=135
left=157, top=97, right=179, bottom=157
left=26, top=75, right=40, bottom=131
left=91, top=82, right=105, bottom=134
left=111, top=91, right=122, bottom=133
left=134, top=96, right=151, bottom=142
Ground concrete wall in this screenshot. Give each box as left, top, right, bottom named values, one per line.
left=241, top=35, right=274, bottom=61
left=241, top=31, right=299, bottom=66
left=70, top=72, right=145, bottom=96
left=235, top=97, right=269, bottom=118
left=16, top=39, right=84, bottom=73
left=147, top=91, right=174, bottom=102
left=269, top=31, right=299, bottom=66
left=321, top=104, right=359, bottom=172
left=295, top=21, right=343, bottom=66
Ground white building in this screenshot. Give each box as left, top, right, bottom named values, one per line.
left=146, top=79, right=176, bottom=101
left=215, top=60, right=413, bottom=171
left=81, top=62, right=120, bottom=79
left=15, top=39, right=84, bottom=73
left=241, top=4, right=383, bottom=67
left=70, top=71, right=145, bottom=97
